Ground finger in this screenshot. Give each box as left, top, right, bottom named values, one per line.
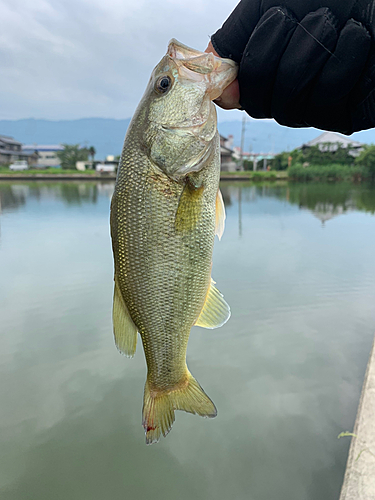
left=351, top=50, right=375, bottom=133
left=305, top=19, right=371, bottom=133
left=262, top=0, right=357, bottom=28
left=205, top=41, right=219, bottom=57
left=205, top=42, right=241, bottom=109
left=237, top=7, right=298, bottom=118
left=310, top=20, right=370, bottom=104
left=214, top=79, right=241, bottom=109
left=271, top=8, right=339, bottom=127
left=211, top=0, right=262, bottom=61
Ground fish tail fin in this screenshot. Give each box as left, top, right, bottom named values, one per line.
left=142, top=370, right=217, bottom=445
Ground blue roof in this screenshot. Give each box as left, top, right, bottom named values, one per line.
left=23, top=145, right=64, bottom=152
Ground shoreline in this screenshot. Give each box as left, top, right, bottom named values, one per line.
left=339, top=334, right=375, bottom=499
left=0, top=173, right=117, bottom=181
left=0, top=172, right=288, bottom=181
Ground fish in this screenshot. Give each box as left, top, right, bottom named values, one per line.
left=110, top=39, right=238, bottom=444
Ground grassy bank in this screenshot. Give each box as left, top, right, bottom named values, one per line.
left=288, top=163, right=370, bottom=182
left=0, top=168, right=287, bottom=181
left=0, top=165, right=372, bottom=183
left=221, top=171, right=288, bottom=180
left=0, top=166, right=101, bottom=175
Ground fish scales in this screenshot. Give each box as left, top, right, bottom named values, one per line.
left=114, top=142, right=217, bottom=383
left=110, top=39, right=237, bottom=444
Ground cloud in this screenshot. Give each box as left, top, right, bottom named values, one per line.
left=0, top=0, right=239, bottom=120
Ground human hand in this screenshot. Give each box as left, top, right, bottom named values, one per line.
left=205, top=41, right=241, bottom=110
left=211, top=0, right=375, bottom=134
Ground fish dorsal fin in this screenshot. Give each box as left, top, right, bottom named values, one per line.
left=215, top=189, right=226, bottom=240
left=113, top=279, right=138, bottom=357
left=195, top=278, right=230, bottom=329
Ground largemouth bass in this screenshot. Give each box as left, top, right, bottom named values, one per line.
left=110, top=39, right=237, bottom=444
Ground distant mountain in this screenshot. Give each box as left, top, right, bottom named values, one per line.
left=1, top=117, right=375, bottom=159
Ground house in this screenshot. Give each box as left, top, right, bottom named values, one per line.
left=220, top=135, right=239, bottom=172
left=0, top=136, right=38, bottom=165
left=301, top=132, right=364, bottom=157
left=76, top=161, right=94, bottom=171
left=23, top=144, right=64, bottom=168
left=76, top=156, right=117, bottom=172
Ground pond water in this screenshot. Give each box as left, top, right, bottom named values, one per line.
left=1, top=180, right=375, bottom=500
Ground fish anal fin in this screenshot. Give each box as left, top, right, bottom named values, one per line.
left=195, top=278, right=230, bottom=329
left=215, top=189, right=226, bottom=240
left=175, top=179, right=204, bottom=233
left=142, top=370, right=217, bottom=445
left=113, top=279, right=138, bottom=357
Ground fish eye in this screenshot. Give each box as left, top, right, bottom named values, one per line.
left=156, top=75, right=172, bottom=94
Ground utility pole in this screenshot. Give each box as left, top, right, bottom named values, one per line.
left=240, top=115, right=246, bottom=170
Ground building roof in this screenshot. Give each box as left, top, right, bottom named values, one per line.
left=23, top=144, right=64, bottom=152
left=0, top=135, right=22, bottom=146
left=303, top=132, right=363, bottom=148
left=220, top=145, right=233, bottom=155
left=22, top=148, right=40, bottom=156
left=0, top=149, right=33, bottom=157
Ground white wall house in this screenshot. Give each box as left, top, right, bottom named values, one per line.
left=301, top=132, right=364, bottom=157
left=23, top=145, right=64, bottom=167
left=76, top=161, right=94, bottom=171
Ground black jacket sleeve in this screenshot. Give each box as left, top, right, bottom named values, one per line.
left=211, top=0, right=375, bottom=134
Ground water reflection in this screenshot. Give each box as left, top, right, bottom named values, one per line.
left=0, top=183, right=27, bottom=212
left=219, top=182, right=375, bottom=230
left=2, top=180, right=375, bottom=220
left=1, top=180, right=375, bottom=500
left=0, top=181, right=115, bottom=215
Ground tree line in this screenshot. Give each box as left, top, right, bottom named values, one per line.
left=269, top=142, right=375, bottom=181
left=56, top=144, right=96, bottom=170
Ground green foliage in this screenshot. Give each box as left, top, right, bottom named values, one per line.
left=338, top=432, right=357, bottom=439
left=272, top=151, right=294, bottom=170
left=243, top=159, right=253, bottom=171
left=275, top=143, right=355, bottom=171
left=299, top=143, right=354, bottom=165
left=288, top=163, right=367, bottom=182
left=251, top=171, right=277, bottom=180
left=88, top=146, right=96, bottom=161
left=56, top=144, right=90, bottom=170
left=355, top=144, right=375, bottom=180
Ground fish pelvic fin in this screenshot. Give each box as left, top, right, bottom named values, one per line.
left=112, top=279, right=138, bottom=357
left=194, top=278, right=231, bottom=329
left=142, top=370, right=217, bottom=445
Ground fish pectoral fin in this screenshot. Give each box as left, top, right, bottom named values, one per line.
left=142, top=370, right=217, bottom=445
left=175, top=179, right=204, bottom=233
left=113, top=279, right=138, bottom=357
left=194, top=278, right=231, bottom=329
left=215, top=189, right=226, bottom=240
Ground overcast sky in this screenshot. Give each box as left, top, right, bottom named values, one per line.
left=0, top=0, right=244, bottom=121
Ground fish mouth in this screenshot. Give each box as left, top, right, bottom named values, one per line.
left=167, top=38, right=238, bottom=101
